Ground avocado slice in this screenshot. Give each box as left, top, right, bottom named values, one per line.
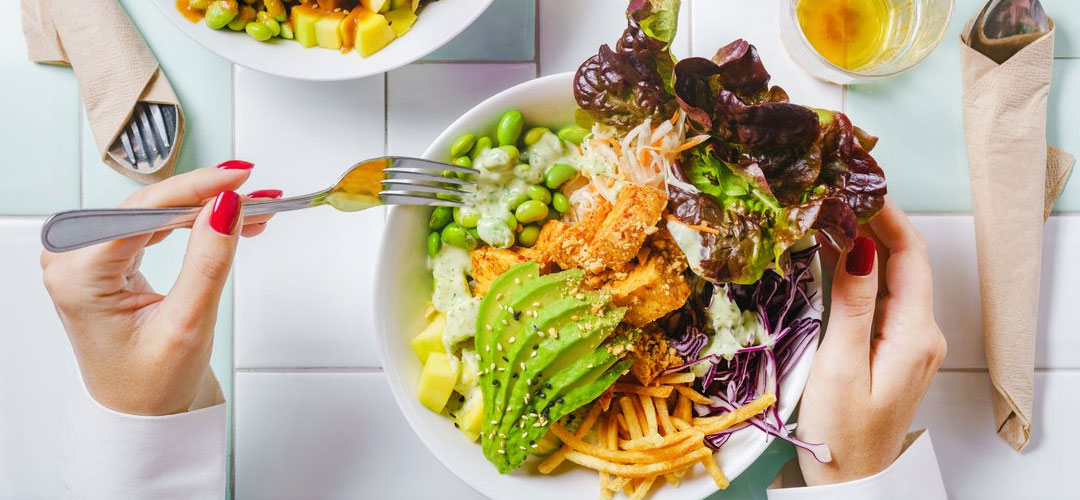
left=483, top=308, right=624, bottom=469
left=475, top=262, right=538, bottom=355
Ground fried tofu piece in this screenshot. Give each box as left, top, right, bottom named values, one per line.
left=470, top=246, right=554, bottom=297
left=627, top=326, right=684, bottom=386
left=605, top=251, right=690, bottom=327
left=544, top=185, right=667, bottom=274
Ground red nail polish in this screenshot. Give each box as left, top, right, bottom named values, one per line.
left=210, top=191, right=241, bottom=235
left=846, top=236, right=876, bottom=276
left=217, top=160, right=254, bottom=170
left=248, top=189, right=283, bottom=199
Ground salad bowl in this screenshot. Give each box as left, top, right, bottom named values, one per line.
left=151, top=0, right=493, bottom=81
left=374, top=72, right=823, bottom=500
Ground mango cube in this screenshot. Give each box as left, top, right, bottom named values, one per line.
left=385, top=7, right=417, bottom=37
left=411, top=314, right=445, bottom=364
left=353, top=10, right=396, bottom=57
left=417, top=352, right=456, bottom=413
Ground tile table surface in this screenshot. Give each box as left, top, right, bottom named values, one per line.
left=2, top=0, right=1079, bottom=499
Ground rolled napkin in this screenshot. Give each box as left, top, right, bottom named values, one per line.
left=21, top=0, right=184, bottom=184
left=960, top=13, right=1074, bottom=451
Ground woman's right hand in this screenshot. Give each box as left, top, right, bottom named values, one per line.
left=796, top=198, right=948, bottom=485
left=41, top=162, right=280, bottom=416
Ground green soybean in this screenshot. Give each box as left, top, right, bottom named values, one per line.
left=497, top=110, right=525, bottom=146
left=452, top=156, right=472, bottom=168
left=470, top=136, right=493, bottom=160
left=499, top=145, right=519, bottom=165
left=279, top=21, right=294, bottom=39
left=450, top=134, right=476, bottom=158
left=466, top=227, right=481, bottom=243
left=442, top=223, right=476, bottom=250
left=557, top=125, right=589, bottom=145
left=256, top=12, right=281, bottom=36
left=428, top=206, right=452, bottom=230
left=523, top=127, right=550, bottom=147
left=245, top=22, right=272, bottom=41
left=545, top=163, right=578, bottom=189
left=205, top=0, right=238, bottom=29
left=506, top=192, right=530, bottom=211
left=552, top=192, right=570, bottom=213
left=516, top=200, right=549, bottom=224
left=227, top=4, right=253, bottom=30
left=506, top=213, right=518, bottom=232
left=518, top=224, right=541, bottom=247
left=453, top=207, right=480, bottom=228
left=189, top=0, right=211, bottom=9
left=427, top=232, right=442, bottom=257
left=527, top=185, right=551, bottom=204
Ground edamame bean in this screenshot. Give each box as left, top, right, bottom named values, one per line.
left=442, top=223, right=477, bottom=250
left=453, top=207, right=480, bottom=228
left=544, top=163, right=578, bottom=189
left=227, top=4, right=254, bottom=30
left=279, top=21, right=294, bottom=39
left=204, top=0, right=238, bottom=29
left=557, top=125, right=589, bottom=145
left=428, top=206, right=452, bottom=230
left=450, top=134, right=476, bottom=158
left=470, top=136, right=493, bottom=160
left=515, top=200, right=549, bottom=224
left=518, top=224, right=541, bottom=247
left=466, top=227, right=481, bottom=243
left=497, top=110, right=525, bottom=146
left=523, top=127, right=550, bottom=147
left=499, top=145, right=519, bottom=165
left=264, top=0, right=286, bottom=21
left=506, top=213, right=518, bottom=232
left=552, top=192, right=570, bottom=213
left=527, top=185, right=551, bottom=204
left=245, top=20, right=272, bottom=40
left=506, top=192, right=530, bottom=211
left=256, top=12, right=281, bottom=36
left=427, top=231, right=442, bottom=257
left=189, top=0, right=211, bottom=9
left=452, top=156, right=472, bottom=168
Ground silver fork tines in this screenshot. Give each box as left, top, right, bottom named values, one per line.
left=113, top=102, right=178, bottom=172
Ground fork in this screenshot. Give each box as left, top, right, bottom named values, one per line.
left=41, top=157, right=475, bottom=253
left=109, top=102, right=179, bottom=171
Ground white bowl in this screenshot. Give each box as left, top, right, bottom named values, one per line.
left=374, top=73, right=822, bottom=500
left=152, top=0, right=493, bottom=81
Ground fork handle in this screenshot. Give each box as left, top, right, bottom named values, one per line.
left=41, top=193, right=324, bottom=253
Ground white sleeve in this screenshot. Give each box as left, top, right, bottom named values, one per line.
left=61, top=379, right=227, bottom=500
left=766, top=430, right=947, bottom=500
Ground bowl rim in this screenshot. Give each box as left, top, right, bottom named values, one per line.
left=374, top=72, right=821, bottom=499
left=149, top=0, right=495, bottom=81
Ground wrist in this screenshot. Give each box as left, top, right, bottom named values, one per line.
left=797, top=443, right=901, bottom=486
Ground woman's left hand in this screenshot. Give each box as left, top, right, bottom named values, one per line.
left=41, top=162, right=278, bottom=415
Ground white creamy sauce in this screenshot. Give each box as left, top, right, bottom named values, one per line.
left=430, top=247, right=480, bottom=359
left=665, top=219, right=706, bottom=274
left=692, top=288, right=766, bottom=377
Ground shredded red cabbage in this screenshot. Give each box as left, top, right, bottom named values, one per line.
left=667, top=245, right=831, bottom=463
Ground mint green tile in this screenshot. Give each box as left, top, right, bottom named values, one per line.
left=82, top=0, right=233, bottom=208
left=0, top=15, right=80, bottom=214
left=424, top=0, right=535, bottom=61
left=707, top=440, right=797, bottom=500
left=1037, top=0, right=1079, bottom=57
left=1048, top=59, right=1079, bottom=211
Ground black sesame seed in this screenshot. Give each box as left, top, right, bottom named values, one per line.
left=493, top=380, right=500, bottom=387
left=453, top=422, right=459, bottom=428
left=537, top=392, right=546, bottom=399
left=513, top=311, right=522, bottom=321
left=544, top=383, right=552, bottom=389
left=501, top=355, right=509, bottom=362
left=512, top=373, right=519, bottom=378
left=533, top=344, right=539, bottom=350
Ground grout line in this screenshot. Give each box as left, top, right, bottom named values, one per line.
left=236, top=366, right=385, bottom=373
left=533, top=0, right=541, bottom=75
left=415, top=58, right=536, bottom=65
left=228, top=62, right=238, bottom=500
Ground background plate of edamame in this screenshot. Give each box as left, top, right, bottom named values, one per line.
left=152, top=0, right=494, bottom=81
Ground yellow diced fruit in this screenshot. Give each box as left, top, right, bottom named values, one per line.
left=384, top=7, right=417, bottom=37
left=455, top=401, right=484, bottom=442
left=314, top=12, right=347, bottom=49
left=417, top=352, right=456, bottom=413
left=360, top=0, right=388, bottom=12
left=410, top=314, right=445, bottom=364
left=353, top=11, right=396, bottom=57
left=388, top=0, right=409, bottom=8
left=290, top=5, right=319, bottom=47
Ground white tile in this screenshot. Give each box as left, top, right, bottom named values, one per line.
left=0, top=218, right=79, bottom=498
left=387, top=63, right=537, bottom=157
left=234, top=371, right=483, bottom=500
left=538, top=0, right=692, bottom=76
left=911, top=215, right=1080, bottom=370
left=690, top=0, right=842, bottom=110
left=914, top=372, right=1079, bottom=499
left=233, top=69, right=386, bottom=368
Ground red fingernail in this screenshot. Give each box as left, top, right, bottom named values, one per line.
left=217, top=160, right=254, bottom=170
left=846, top=236, right=876, bottom=276
left=247, top=189, right=283, bottom=199
left=210, top=191, right=241, bottom=235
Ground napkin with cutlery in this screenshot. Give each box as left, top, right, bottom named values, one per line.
left=21, top=0, right=184, bottom=184
left=960, top=9, right=1074, bottom=452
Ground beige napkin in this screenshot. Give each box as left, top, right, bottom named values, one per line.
left=21, top=0, right=184, bottom=184
left=960, top=17, right=1075, bottom=452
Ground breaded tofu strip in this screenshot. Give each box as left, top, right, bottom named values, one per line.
left=538, top=185, right=667, bottom=274
left=470, top=246, right=554, bottom=297
left=605, top=251, right=690, bottom=327
left=627, top=326, right=685, bottom=386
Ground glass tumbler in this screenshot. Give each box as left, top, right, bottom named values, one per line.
left=780, top=0, right=956, bottom=84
